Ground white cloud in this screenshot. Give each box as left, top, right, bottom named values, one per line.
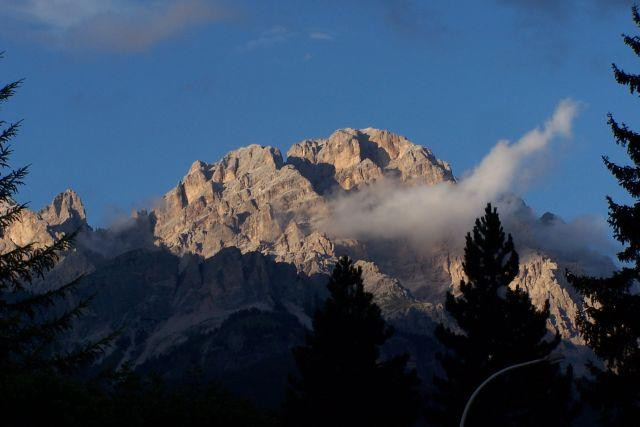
left=238, top=25, right=292, bottom=52
left=238, top=27, right=335, bottom=53
left=2, top=0, right=232, bottom=52
left=6, top=0, right=116, bottom=29
left=323, top=100, right=604, bottom=257
left=309, top=31, right=333, bottom=41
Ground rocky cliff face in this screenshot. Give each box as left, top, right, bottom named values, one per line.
left=39, top=189, right=87, bottom=235
left=1, top=189, right=86, bottom=252
left=286, top=128, right=453, bottom=192
left=4, top=128, right=611, bottom=387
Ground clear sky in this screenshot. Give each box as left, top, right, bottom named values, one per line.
left=0, top=0, right=637, bottom=227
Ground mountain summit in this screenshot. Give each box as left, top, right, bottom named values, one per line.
left=1, top=128, right=611, bottom=400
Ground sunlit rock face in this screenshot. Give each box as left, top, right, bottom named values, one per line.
left=39, top=189, right=87, bottom=234
left=152, top=144, right=329, bottom=261
left=1, top=189, right=87, bottom=252
left=2, top=128, right=612, bottom=382
left=286, top=127, right=454, bottom=192
left=148, top=128, right=457, bottom=285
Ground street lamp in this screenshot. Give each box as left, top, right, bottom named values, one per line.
left=459, top=353, right=565, bottom=427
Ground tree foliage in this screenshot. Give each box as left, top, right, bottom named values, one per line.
left=0, top=367, right=278, bottom=427
left=566, top=6, right=640, bottom=425
left=429, top=203, right=573, bottom=426
left=284, top=256, right=421, bottom=427
left=0, top=55, right=113, bottom=374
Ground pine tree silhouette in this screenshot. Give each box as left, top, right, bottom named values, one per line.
left=283, top=256, right=421, bottom=427
left=0, top=56, right=113, bottom=374
left=429, top=203, right=573, bottom=427
left=566, top=6, right=640, bottom=425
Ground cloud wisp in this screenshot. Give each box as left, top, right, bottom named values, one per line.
left=238, top=27, right=334, bottom=52
left=309, top=31, right=334, bottom=41
left=323, top=99, right=612, bottom=259
left=3, top=0, right=233, bottom=53
left=238, top=25, right=293, bottom=52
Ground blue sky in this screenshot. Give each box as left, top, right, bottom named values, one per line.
left=0, top=0, right=638, bottom=227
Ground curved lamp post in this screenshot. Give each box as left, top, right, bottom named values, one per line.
left=459, top=353, right=565, bottom=427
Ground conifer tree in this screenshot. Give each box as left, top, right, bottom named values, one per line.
left=429, top=203, right=573, bottom=427
left=283, top=256, right=421, bottom=427
left=566, top=6, right=640, bottom=425
left=0, top=56, right=112, bottom=374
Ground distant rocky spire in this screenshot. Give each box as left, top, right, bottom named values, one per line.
left=39, top=189, right=88, bottom=234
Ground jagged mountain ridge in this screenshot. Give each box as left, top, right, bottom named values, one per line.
left=4, top=127, right=610, bottom=388
left=148, top=126, right=592, bottom=340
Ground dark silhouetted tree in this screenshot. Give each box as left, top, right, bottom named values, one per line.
left=0, top=362, right=280, bottom=427
left=0, top=54, right=279, bottom=427
left=429, top=203, right=574, bottom=427
left=566, top=6, right=640, bottom=426
left=284, top=256, right=421, bottom=427
left=0, top=55, right=112, bottom=375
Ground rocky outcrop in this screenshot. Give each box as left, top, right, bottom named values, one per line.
left=286, top=128, right=454, bottom=193
left=69, top=246, right=326, bottom=366
left=39, top=189, right=87, bottom=235
left=148, top=128, right=456, bottom=281
left=3, top=127, right=611, bottom=378
left=152, top=144, right=328, bottom=261
left=0, top=189, right=86, bottom=254
left=141, top=128, right=605, bottom=348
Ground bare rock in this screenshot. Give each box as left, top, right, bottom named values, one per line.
left=5, top=127, right=610, bottom=369
left=286, top=127, right=454, bottom=192
left=39, top=189, right=87, bottom=234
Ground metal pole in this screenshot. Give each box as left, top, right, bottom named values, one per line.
left=459, top=354, right=564, bottom=427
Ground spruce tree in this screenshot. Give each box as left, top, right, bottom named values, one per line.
left=566, top=6, right=640, bottom=425
left=283, top=256, right=421, bottom=427
left=0, top=56, right=112, bottom=374
left=429, top=203, right=573, bottom=427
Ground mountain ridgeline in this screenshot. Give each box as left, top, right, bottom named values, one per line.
left=8, top=127, right=612, bottom=404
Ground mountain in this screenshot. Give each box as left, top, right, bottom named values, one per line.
left=6, top=127, right=612, bottom=402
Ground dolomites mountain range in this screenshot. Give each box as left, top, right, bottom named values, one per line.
left=4, top=127, right=612, bottom=388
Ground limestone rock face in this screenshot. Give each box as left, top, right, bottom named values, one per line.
left=1, top=189, right=87, bottom=251
left=357, top=260, right=415, bottom=307
left=70, top=247, right=324, bottom=365
left=3, top=208, right=54, bottom=249
left=39, top=189, right=87, bottom=234
left=286, top=128, right=454, bottom=192
left=152, top=144, right=328, bottom=261
left=429, top=251, right=583, bottom=342
left=515, top=252, right=583, bottom=342
left=3, top=127, right=612, bottom=377
left=150, top=128, right=457, bottom=286
left=137, top=127, right=599, bottom=347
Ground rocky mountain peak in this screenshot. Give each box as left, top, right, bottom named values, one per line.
left=2, top=126, right=611, bottom=381
left=211, top=145, right=284, bottom=184
left=540, top=211, right=562, bottom=226
left=39, top=189, right=87, bottom=234
left=0, top=189, right=87, bottom=250
left=357, top=127, right=414, bottom=160
left=286, top=127, right=454, bottom=192
left=150, top=128, right=457, bottom=262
